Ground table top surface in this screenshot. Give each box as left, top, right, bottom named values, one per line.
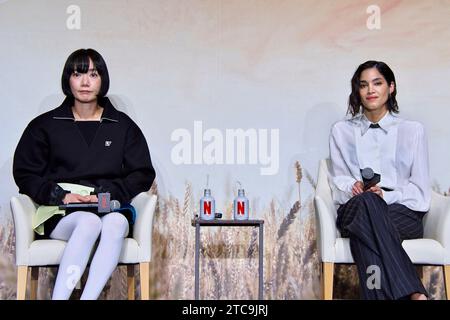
left=191, top=218, right=264, bottom=227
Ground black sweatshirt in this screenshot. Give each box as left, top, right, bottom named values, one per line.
left=13, top=97, right=156, bottom=205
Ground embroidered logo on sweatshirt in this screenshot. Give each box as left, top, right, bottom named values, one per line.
left=105, top=141, right=112, bottom=147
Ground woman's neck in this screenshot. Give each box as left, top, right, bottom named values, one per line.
left=72, top=100, right=103, bottom=121
left=364, top=107, right=388, bottom=123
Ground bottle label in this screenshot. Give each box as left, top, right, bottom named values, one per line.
left=203, top=201, right=212, bottom=215
left=237, top=201, right=245, bottom=215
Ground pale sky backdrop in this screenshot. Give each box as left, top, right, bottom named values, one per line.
left=1, top=0, right=449, bottom=222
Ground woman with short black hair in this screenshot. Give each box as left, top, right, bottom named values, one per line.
left=13, top=48, right=155, bottom=299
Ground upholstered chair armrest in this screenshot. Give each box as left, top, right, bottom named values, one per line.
left=424, top=192, right=450, bottom=258
left=314, top=195, right=338, bottom=262
left=10, top=195, right=38, bottom=266
left=131, top=193, right=157, bottom=262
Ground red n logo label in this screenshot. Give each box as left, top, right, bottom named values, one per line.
left=204, top=201, right=211, bottom=215
left=101, top=196, right=107, bottom=209
left=237, top=201, right=245, bottom=215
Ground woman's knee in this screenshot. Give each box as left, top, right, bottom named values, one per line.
left=73, top=212, right=102, bottom=238
left=350, top=191, right=381, bottom=205
left=340, top=192, right=384, bottom=223
left=101, top=212, right=129, bottom=238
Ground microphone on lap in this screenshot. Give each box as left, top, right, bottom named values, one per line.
left=59, top=193, right=121, bottom=214
left=109, top=200, right=121, bottom=211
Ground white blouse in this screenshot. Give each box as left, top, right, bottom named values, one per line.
left=329, top=112, right=431, bottom=212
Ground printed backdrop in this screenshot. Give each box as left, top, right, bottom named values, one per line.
left=1, top=0, right=449, bottom=299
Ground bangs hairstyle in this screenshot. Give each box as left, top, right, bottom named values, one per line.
left=61, top=48, right=110, bottom=98
left=347, top=60, right=399, bottom=117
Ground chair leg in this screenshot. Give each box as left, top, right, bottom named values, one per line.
left=30, top=267, right=39, bottom=300
left=127, top=265, right=135, bottom=300
left=17, top=266, right=28, bottom=300
left=444, top=265, right=450, bottom=300
left=322, top=262, right=334, bottom=300
left=139, top=262, right=150, bottom=300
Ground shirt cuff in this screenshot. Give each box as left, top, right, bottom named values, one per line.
left=383, top=190, right=402, bottom=205
left=330, top=177, right=356, bottom=205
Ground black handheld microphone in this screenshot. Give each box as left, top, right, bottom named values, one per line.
left=360, top=167, right=381, bottom=191
left=59, top=193, right=121, bottom=214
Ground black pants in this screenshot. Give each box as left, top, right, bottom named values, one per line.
left=336, top=192, right=428, bottom=300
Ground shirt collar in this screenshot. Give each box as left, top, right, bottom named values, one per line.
left=360, top=112, right=396, bottom=135
left=52, top=96, right=119, bottom=122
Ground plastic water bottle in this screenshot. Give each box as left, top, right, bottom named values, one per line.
left=233, top=188, right=249, bottom=220
left=200, top=189, right=215, bottom=220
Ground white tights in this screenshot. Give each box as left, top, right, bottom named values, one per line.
left=49, top=211, right=129, bottom=300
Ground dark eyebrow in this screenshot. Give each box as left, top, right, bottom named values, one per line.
left=360, top=77, right=383, bottom=83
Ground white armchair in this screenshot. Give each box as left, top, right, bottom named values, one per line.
left=314, top=159, right=450, bottom=300
left=10, top=192, right=157, bottom=300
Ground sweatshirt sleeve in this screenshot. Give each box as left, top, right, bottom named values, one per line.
left=94, top=121, right=156, bottom=204
left=13, top=120, right=69, bottom=205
